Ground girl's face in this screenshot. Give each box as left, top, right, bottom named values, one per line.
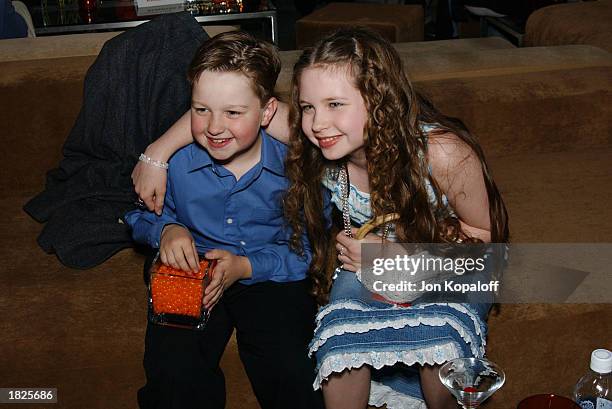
left=298, top=66, right=368, bottom=162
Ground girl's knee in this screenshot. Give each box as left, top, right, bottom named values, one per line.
left=322, top=366, right=371, bottom=389
left=419, top=365, right=456, bottom=409
left=322, top=367, right=371, bottom=409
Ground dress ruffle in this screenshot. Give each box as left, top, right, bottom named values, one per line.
left=314, top=342, right=461, bottom=388
left=370, top=380, right=428, bottom=409
left=310, top=271, right=489, bottom=408
left=310, top=300, right=486, bottom=358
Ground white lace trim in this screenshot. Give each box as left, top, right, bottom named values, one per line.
left=369, top=380, right=427, bottom=409
left=309, top=313, right=484, bottom=359
left=433, top=302, right=486, bottom=338
left=314, top=342, right=461, bottom=388
left=315, top=300, right=485, bottom=340
left=311, top=301, right=486, bottom=357
left=316, top=299, right=398, bottom=322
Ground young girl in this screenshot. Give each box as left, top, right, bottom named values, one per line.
left=133, top=28, right=508, bottom=409
left=282, top=28, right=508, bottom=409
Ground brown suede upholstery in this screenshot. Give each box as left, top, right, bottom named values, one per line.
left=295, top=3, right=424, bottom=49
left=392, top=36, right=514, bottom=54
left=1, top=34, right=611, bottom=409
left=0, top=32, right=122, bottom=62
left=0, top=26, right=238, bottom=63
left=524, top=0, right=612, bottom=53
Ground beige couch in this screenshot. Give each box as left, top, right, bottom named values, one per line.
left=1, top=29, right=611, bottom=409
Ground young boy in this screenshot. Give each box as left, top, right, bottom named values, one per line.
left=124, top=32, right=324, bottom=409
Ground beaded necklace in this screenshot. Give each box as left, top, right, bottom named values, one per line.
left=338, top=163, right=391, bottom=240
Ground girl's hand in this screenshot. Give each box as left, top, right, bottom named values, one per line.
left=132, top=110, right=194, bottom=215
left=335, top=228, right=383, bottom=273
left=132, top=160, right=167, bottom=215
left=202, top=250, right=252, bottom=311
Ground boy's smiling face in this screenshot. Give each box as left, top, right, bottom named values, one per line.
left=191, top=70, right=275, bottom=166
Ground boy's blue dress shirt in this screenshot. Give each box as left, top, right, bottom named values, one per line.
left=125, top=131, right=324, bottom=285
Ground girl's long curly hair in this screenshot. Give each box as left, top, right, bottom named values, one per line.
left=284, top=28, right=509, bottom=305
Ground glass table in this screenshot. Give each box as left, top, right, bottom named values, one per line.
left=28, top=0, right=278, bottom=44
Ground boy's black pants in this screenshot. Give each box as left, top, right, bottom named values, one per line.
left=137, top=275, right=324, bottom=409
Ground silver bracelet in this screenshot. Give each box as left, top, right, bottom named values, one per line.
left=138, top=153, right=169, bottom=170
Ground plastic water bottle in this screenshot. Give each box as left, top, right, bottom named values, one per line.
left=574, top=349, right=612, bottom=409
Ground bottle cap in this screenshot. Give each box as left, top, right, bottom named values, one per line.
left=590, top=349, right=612, bottom=374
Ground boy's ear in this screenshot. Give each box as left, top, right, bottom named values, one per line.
left=260, top=97, right=278, bottom=127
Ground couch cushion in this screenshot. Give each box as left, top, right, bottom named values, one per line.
left=0, top=193, right=146, bottom=407
left=524, top=0, right=612, bottom=54
left=393, top=36, right=514, bottom=54
left=486, top=147, right=612, bottom=407
left=488, top=147, right=612, bottom=242
left=487, top=306, right=612, bottom=409
left=0, top=26, right=238, bottom=63
left=0, top=32, right=122, bottom=62
left=404, top=45, right=612, bottom=82
left=295, top=2, right=424, bottom=49
left=1, top=56, right=95, bottom=194
left=418, top=65, right=612, bottom=157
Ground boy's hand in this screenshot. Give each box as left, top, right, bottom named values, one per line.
left=132, top=160, right=167, bottom=216
left=160, top=224, right=199, bottom=273
left=203, top=250, right=252, bottom=310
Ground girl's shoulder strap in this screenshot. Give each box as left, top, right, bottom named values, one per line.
left=417, top=121, right=444, bottom=144
left=419, top=122, right=440, bottom=134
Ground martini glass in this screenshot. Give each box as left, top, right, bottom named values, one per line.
left=439, top=357, right=505, bottom=409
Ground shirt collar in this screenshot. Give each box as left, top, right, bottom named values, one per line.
left=259, top=129, right=285, bottom=175
left=188, top=129, right=285, bottom=175
left=189, top=143, right=213, bottom=171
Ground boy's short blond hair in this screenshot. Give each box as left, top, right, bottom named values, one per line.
left=188, top=31, right=281, bottom=105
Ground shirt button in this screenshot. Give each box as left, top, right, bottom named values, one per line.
left=240, top=241, right=246, bottom=246
left=227, top=218, right=233, bottom=224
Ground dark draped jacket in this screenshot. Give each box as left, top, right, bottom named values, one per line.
left=23, top=12, right=208, bottom=268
